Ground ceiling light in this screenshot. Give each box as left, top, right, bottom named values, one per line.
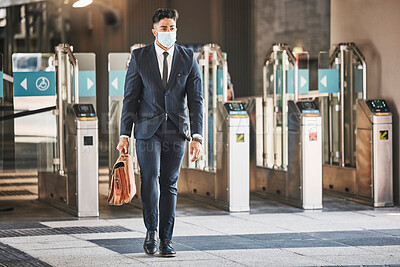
left=73, top=0, right=93, bottom=8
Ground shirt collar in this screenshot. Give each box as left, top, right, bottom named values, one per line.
left=154, top=41, right=175, bottom=57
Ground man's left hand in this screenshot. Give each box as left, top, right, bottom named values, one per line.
left=190, top=140, right=202, bottom=162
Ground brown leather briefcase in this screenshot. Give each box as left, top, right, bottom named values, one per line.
left=107, top=154, right=136, bottom=206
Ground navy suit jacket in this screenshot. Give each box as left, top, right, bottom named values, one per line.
left=120, top=42, right=203, bottom=141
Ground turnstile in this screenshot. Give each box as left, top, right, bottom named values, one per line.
left=179, top=44, right=250, bottom=212
left=249, top=43, right=322, bottom=209
left=319, top=43, right=393, bottom=207
left=37, top=44, right=99, bottom=217
left=180, top=101, right=250, bottom=211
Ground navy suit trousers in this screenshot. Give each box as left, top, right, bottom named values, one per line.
left=135, top=120, right=186, bottom=240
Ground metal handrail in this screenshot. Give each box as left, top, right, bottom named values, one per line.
left=66, top=48, right=80, bottom=104
left=54, top=43, right=79, bottom=175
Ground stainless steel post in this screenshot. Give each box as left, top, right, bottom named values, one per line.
left=282, top=50, right=288, bottom=168
left=55, top=45, right=65, bottom=175
left=54, top=43, right=79, bottom=175
left=262, top=63, right=268, bottom=167
left=272, top=47, right=278, bottom=167
left=212, top=50, right=218, bottom=169
left=350, top=49, right=355, bottom=166
left=66, top=48, right=79, bottom=104
left=352, top=44, right=367, bottom=99
left=340, top=45, right=345, bottom=167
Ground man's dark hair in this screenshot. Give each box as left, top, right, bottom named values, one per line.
left=152, top=8, right=179, bottom=27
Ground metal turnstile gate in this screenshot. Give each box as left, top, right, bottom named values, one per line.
left=179, top=44, right=250, bottom=211
left=249, top=43, right=322, bottom=209
left=319, top=43, right=393, bottom=207
left=37, top=44, right=99, bottom=216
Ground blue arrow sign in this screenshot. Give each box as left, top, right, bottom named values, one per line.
left=298, top=69, right=309, bottom=94
left=109, top=70, right=127, bottom=97
left=286, top=69, right=309, bottom=94
left=74, top=70, right=96, bottom=97
left=0, top=71, right=3, bottom=98
left=318, top=69, right=339, bottom=93
left=13, top=71, right=56, bottom=97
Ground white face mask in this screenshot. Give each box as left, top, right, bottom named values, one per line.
left=157, top=31, right=176, bottom=48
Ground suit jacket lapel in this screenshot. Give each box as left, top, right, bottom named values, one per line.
left=167, top=44, right=182, bottom=90
left=146, top=43, right=165, bottom=90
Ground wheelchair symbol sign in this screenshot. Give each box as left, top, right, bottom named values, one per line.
left=35, top=77, right=50, bottom=91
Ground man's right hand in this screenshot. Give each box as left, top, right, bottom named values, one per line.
left=117, top=137, right=129, bottom=154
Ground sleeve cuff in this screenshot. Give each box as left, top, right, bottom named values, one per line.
left=120, top=135, right=130, bottom=139
left=192, top=134, right=202, bottom=139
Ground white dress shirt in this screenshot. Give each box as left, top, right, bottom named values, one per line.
left=154, top=41, right=174, bottom=82
left=121, top=41, right=202, bottom=140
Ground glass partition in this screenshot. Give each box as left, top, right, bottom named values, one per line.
left=319, top=43, right=366, bottom=167
left=261, top=44, right=297, bottom=170
left=190, top=44, right=228, bottom=171
left=12, top=53, right=56, bottom=170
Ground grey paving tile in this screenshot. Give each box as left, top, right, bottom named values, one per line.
left=310, top=230, right=400, bottom=247
left=125, top=250, right=220, bottom=262
left=372, top=229, right=400, bottom=237
left=283, top=246, right=370, bottom=256
left=313, top=254, right=400, bottom=266
left=209, top=248, right=331, bottom=266
left=145, top=258, right=245, bottom=267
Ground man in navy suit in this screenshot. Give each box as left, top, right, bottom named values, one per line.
left=117, top=8, right=203, bottom=257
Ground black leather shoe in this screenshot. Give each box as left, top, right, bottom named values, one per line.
left=143, top=231, right=158, bottom=256
left=159, top=239, right=176, bottom=257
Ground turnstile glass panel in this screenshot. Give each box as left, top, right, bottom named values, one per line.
left=322, top=47, right=365, bottom=167
left=189, top=45, right=228, bottom=172
left=74, top=53, right=96, bottom=108
left=263, top=49, right=296, bottom=169
left=12, top=53, right=57, bottom=169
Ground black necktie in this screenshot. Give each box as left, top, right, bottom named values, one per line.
left=162, top=52, right=168, bottom=89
